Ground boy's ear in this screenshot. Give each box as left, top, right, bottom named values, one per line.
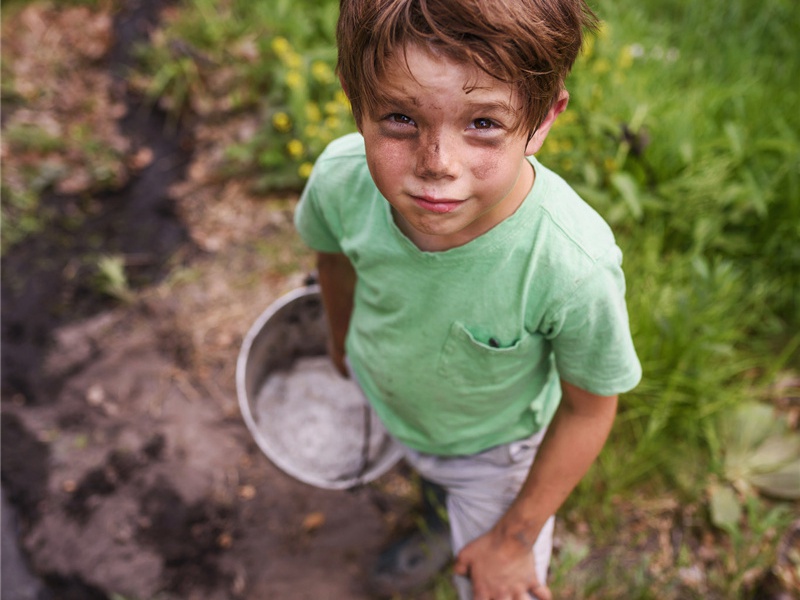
left=525, top=90, right=569, bottom=156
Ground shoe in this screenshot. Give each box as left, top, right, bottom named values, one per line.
left=368, top=479, right=452, bottom=597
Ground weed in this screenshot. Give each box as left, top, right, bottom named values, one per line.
left=94, top=254, right=134, bottom=303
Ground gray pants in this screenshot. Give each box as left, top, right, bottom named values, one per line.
left=347, top=360, right=554, bottom=599
left=401, top=431, right=555, bottom=600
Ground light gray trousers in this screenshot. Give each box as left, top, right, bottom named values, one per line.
left=401, top=431, right=555, bottom=600
left=347, top=360, right=554, bottom=599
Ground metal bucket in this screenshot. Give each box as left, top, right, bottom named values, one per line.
left=236, top=284, right=403, bottom=489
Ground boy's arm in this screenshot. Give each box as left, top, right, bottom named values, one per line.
left=454, top=380, right=618, bottom=600
left=316, top=252, right=356, bottom=377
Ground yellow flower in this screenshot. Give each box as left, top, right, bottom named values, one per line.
left=311, top=61, right=334, bottom=84
left=285, top=71, right=303, bottom=90
left=284, top=51, right=302, bottom=70
left=305, top=102, right=322, bottom=123
left=298, top=162, right=314, bottom=179
left=272, top=112, right=292, bottom=133
left=325, top=116, right=341, bottom=131
left=271, top=36, right=291, bottom=57
left=304, top=124, right=320, bottom=138
left=618, top=46, right=634, bottom=70
left=582, top=35, right=595, bottom=60
left=334, top=90, right=350, bottom=107
left=591, top=57, right=611, bottom=75
left=286, top=139, right=304, bottom=159
left=324, top=101, right=340, bottom=116
left=558, top=111, right=577, bottom=126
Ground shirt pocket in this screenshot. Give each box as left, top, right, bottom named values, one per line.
left=436, top=321, right=548, bottom=388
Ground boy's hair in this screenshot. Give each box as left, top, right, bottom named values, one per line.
left=337, top=0, right=598, bottom=135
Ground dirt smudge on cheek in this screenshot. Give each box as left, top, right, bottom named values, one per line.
left=472, top=149, right=503, bottom=181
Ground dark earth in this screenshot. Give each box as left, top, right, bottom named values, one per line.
left=1, top=2, right=420, bottom=599
left=2, top=2, right=798, bottom=600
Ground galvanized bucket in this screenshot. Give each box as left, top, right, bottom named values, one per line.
left=236, top=284, right=403, bottom=489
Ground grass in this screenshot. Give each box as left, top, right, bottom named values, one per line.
left=2, top=0, right=797, bottom=597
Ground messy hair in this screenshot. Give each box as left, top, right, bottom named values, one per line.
left=337, top=0, right=597, bottom=135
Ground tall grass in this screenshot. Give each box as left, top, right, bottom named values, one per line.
left=535, top=0, right=800, bottom=513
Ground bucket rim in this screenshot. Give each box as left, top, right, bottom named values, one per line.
left=235, top=285, right=403, bottom=489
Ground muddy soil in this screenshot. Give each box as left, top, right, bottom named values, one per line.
left=0, top=3, right=417, bottom=599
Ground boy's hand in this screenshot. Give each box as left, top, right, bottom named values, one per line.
left=453, top=528, right=552, bottom=600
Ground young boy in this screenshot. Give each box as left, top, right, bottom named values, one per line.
left=294, top=1, right=642, bottom=598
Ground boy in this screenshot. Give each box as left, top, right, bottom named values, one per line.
left=294, top=0, right=642, bottom=598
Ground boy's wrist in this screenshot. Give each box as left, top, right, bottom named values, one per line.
left=493, top=510, right=546, bottom=550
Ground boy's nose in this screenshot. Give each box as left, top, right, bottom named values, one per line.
left=414, top=132, right=460, bottom=180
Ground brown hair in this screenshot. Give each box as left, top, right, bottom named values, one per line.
left=337, top=0, right=597, bottom=135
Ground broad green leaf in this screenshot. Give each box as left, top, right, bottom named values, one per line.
left=745, top=434, right=800, bottom=474
left=709, top=484, right=741, bottom=532
left=720, top=402, right=780, bottom=463
left=748, top=463, right=800, bottom=500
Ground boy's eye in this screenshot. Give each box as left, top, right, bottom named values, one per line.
left=387, top=113, right=415, bottom=126
left=471, top=118, right=495, bottom=130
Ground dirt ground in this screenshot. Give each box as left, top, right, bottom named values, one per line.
left=0, top=4, right=420, bottom=599
left=2, top=228, right=419, bottom=600
left=2, top=3, right=798, bottom=600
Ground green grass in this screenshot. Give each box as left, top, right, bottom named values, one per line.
left=3, top=0, right=795, bottom=597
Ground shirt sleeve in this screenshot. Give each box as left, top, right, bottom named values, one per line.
left=293, top=163, right=344, bottom=254
left=543, top=246, right=642, bottom=396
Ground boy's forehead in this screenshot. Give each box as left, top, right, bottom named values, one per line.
left=377, top=43, right=520, bottom=108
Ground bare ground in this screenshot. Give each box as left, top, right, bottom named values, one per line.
left=2, top=3, right=798, bottom=600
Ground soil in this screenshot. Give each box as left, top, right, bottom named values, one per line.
left=0, top=3, right=418, bottom=599
left=2, top=3, right=798, bottom=600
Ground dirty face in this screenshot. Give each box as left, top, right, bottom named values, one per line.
left=358, top=43, right=545, bottom=252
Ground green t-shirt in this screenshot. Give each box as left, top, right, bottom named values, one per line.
left=295, top=133, right=641, bottom=455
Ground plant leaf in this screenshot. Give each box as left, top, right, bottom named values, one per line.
left=709, top=483, right=741, bottom=532
left=748, top=463, right=800, bottom=500
left=745, top=433, right=800, bottom=475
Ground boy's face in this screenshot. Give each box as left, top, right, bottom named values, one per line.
left=357, top=43, right=566, bottom=251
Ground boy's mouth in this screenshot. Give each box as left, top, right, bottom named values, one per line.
left=411, top=195, right=463, bottom=214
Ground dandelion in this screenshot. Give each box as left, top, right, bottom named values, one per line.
left=582, top=35, right=595, bottom=60
left=305, top=102, right=323, bottom=123
left=286, top=71, right=303, bottom=90
left=311, top=61, right=334, bottom=84
left=324, top=101, right=340, bottom=116
left=325, top=116, right=341, bottom=131
left=287, top=139, right=304, bottom=159
left=558, top=111, right=578, bottom=125
left=305, top=124, right=321, bottom=138
left=591, top=57, right=611, bottom=75
left=284, top=51, right=303, bottom=70
left=271, top=36, right=291, bottom=57
left=298, top=162, right=314, bottom=179
left=272, top=112, right=292, bottom=133
left=334, top=90, right=350, bottom=107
